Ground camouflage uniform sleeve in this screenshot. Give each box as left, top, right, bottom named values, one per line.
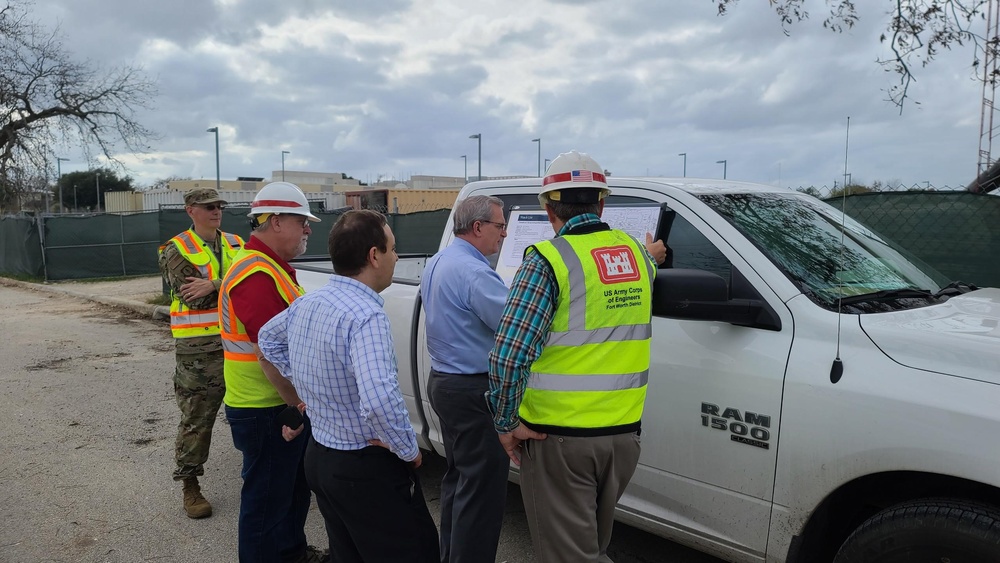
left=158, top=242, right=219, bottom=310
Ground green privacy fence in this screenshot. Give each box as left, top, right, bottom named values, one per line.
left=822, top=191, right=1000, bottom=288
left=0, top=207, right=451, bottom=281
left=0, top=215, right=44, bottom=278
left=1, top=195, right=995, bottom=286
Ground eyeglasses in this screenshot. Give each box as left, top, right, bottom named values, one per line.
left=196, top=203, right=225, bottom=211
left=481, top=220, right=507, bottom=231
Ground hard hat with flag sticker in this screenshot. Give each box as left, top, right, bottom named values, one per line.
left=538, top=150, right=611, bottom=205
left=248, top=181, right=320, bottom=227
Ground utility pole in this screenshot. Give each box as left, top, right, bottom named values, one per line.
left=56, top=157, right=69, bottom=213
left=469, top=134, right=482, bottom=180
left=207, top=127, right=220, bottom=190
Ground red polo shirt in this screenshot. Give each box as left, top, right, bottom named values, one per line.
left=229, top=235, right=298, bottom=343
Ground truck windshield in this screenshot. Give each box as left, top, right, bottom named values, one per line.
left=699, top=192, right=950, bottom=312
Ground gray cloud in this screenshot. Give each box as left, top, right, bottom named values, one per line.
left=27, top=0, right=985, bottom=190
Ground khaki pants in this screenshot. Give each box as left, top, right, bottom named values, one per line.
left=520, top=432, right=641, bottom=563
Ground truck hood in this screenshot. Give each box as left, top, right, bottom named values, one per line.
left=860, top=288, right=1000, bottom=385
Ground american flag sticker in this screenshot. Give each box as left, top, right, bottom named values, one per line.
left=571, top=170, right=593, bottom=182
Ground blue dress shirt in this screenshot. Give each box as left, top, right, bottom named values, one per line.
left=421, top=238, right=509, bottom=374
left=258, top=275, right=419, bottom=462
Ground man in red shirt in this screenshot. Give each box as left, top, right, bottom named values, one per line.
left=218, top=182, right=326, bottom=563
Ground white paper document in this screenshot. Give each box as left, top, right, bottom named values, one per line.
left=495, top=206, right=660, bottom=286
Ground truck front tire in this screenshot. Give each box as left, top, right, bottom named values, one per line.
left=834, top=498, right=1000, bottom=563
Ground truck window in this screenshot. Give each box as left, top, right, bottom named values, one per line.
left=665, top=215, right=733, bottom=282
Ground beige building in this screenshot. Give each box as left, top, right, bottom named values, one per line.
left=345, top=188, right=460, bottom=213
left=104, top=171, right=462, bottom=214
left=268, top=170, right=363, bottom=191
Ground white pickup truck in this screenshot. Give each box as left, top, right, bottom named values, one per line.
left=296, top=177, right=1000, bottom=563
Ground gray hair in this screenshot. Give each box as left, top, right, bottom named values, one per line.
left=453, top=195, right=503, bottom=235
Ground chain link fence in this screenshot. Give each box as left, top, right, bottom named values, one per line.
left=1, top=186, right=996, bottom=287
left=816, top=190, right=1000, bottom=288
left=0, top=207, right=451, bottom=281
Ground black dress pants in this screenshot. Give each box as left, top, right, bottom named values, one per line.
left=304, top=438, right=439, bottom=563
left=428, top=370, right=510, bottom=563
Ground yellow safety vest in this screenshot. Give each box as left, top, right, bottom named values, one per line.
left=219, top=249, right=304, bottom=408
left=159, top=229, right=244, bottom=339
left=520, top=227, right=655, bottom=435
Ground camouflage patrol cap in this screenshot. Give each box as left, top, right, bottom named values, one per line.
left=184, top=188, right=227, bottom=206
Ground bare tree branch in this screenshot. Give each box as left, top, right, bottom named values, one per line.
left=0, top=0, right=157, bottom=213
left=714, top=1, right=990, bottom=111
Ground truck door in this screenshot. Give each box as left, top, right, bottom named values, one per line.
left=620, top=199, right=793, bottom=562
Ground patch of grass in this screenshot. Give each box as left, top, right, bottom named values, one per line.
left=147, top=294, right=171, bottom=306
left=62, top=274, right=160, bottom=283
left=0, top=272, right=44, bottom=282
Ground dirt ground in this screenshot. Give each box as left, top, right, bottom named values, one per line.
left=0, top=276, right=719, bottom=563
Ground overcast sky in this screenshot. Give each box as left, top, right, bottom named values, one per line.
left=34, top=0, right=988, bottom=190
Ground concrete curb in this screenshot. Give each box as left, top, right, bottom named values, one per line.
left=0, top=277, right=170, bottom=322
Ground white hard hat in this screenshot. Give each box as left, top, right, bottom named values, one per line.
left=538, top=150, right=610, bottom=205
left=248, top=182, right=320, bottom=222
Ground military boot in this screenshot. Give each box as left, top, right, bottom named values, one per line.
left=181, top=477, right=212, bottom=519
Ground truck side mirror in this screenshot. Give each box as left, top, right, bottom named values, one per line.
left=652, top=269, right=780, bottom=331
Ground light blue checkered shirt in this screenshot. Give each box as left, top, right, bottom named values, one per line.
left=258, top=275, right=419, bottom=462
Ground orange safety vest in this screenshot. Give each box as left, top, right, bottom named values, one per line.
left=219, top=249, right=304, bottom=408
left=159, top=229, right=244, bottom=339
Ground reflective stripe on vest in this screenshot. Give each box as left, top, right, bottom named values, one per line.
left=219, top=249, right=303, bottom=408
left=519, top=228, right=654, bottom=432
left=161, top=229, right=244, bottom=339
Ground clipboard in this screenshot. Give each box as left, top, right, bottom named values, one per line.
left=495, top=203, right=669, bottom=286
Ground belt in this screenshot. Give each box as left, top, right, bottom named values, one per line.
left=430, top=368, right=488, bottom=377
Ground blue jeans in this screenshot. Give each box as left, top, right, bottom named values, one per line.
left=226, top=404, right=312, bottom=563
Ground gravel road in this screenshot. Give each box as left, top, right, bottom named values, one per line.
left=0, top=279, right=724, bottom=563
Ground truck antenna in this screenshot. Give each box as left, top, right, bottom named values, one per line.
left=831, top=116, right=850, bottom=384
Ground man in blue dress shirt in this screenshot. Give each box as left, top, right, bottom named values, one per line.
left=258, top=209, right=439, bottom=563
left=421, top=195, right=511, bottom=563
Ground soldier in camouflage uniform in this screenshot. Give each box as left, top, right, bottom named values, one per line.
left=158, top=188, right=244, bottom=519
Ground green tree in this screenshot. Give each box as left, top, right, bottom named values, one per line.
left=713, top=1, right=989, bottom=110
left=55, top=168, right=133, bottom=212
left=0, top=0, right=156, bottom=209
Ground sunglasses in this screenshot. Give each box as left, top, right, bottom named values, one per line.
left=196, top=203, right=225, bottom=211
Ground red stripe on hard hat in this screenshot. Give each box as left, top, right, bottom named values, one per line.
left=542, top=171, right=607, bottom=186
left=251, top=199, right=305, bottom=208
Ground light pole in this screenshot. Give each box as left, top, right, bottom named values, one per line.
left=95, top=172, right=101, bottom=212
left=469, top=134, right=481, bottom=180
left=678, top=153, right=687, bottom=177
left=281, top=150, right=290, bottom=181
left=56, top=157, right=69, bottom=213
left=544, top=158, right=551, bottom=173
left=207, top=127, right=220, bottom=191
left=460, top=155, right=467, bottom=181
left=532, top=138, right=541, bottom=176
left=716, top=159, right=727, bottom=179
left=73, top=184, right=78, bottom=211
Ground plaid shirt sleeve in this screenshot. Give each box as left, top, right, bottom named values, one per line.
left=487, top=248, right=557, bottom=433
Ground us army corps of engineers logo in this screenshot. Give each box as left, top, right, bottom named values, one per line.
left=593, top=246, right=643, bottom=310
left=592, top=245, right=641, bottom=284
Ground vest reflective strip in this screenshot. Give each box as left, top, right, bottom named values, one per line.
left=221, top=338, right=256, bottom=362
left=547, top=235, right=655, bottom=334
left=546, top=323, right=651, bottom=347
left=550, top=237, right=588, bottom=332
left=172, top=232, right=200, bottom=254
left=223, top=233, right=242, bottom=248
left=171, top=309, right=220, bottom=329
left=528, top=370, right=649, bottom=392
